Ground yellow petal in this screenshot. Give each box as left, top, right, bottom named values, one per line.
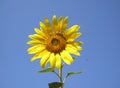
left=27, top=39, right=46, bottom=45
left=52, top=15, right=57, bottom=25
left=34, top=28, right=41, bottom=34
left=65, top=44, right=80, bottom=56
left=70, top=32, right=82, bottom=38
left=44, top=17, right=51, bottom=27
left=52, top=15, right=58, bottom=32
left=58, top=16, right=63, bottom=32
left=40, top=22, right=47, bottom=33
left=74, top=45, right=83, bottom=50
left=66, top=44, right=82, bottom=51
left=72, top=41, right=84, bottom=46
left=40, top=51, right=51, bottom=68
left=28, top=45, right=45, bottom=54
left=30, top=54, right=40, bottom=62
left=28, top=34, right=45, bottom=40
left=55, top=54, right=61, bottom=69
left=30, top=49, right=48, bottom=62
left=60, top=50, right=74, bottom=65
left=68, top=41, right=83, bottom=50
left=34, top=28, right=47, bottom=38
left=62, top=16, right=68, bottom=32
left=44, top=18, right=52, bottom=33
left=65, top=25, right=80, bottom=36
left=67, top=32, right=82, bottom=42
left=49, top=53, right=56, bottom=68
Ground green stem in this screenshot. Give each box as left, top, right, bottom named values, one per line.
left=59, top=66, right=63, bottom=88
left=53, top=71, right=60, bottom=79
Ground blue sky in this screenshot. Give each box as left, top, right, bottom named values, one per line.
left=0, top=0, right=120, bottom=88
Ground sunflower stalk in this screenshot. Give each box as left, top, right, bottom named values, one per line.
left=53, top=71, right=60, bottom=79
left=59, top=65, right=63, bottom=88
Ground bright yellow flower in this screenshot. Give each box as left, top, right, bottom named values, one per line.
left=27, top=15, right=83, bottom=69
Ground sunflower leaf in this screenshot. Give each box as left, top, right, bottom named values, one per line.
left=65, top=71, right=82, bottom=78
left=38, top=68, right=54, bottom=73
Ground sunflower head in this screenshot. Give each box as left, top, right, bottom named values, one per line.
left=27, top=15, right=83, bottom=69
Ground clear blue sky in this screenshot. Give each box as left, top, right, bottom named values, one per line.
left=0, top=0, right=120, bottom=88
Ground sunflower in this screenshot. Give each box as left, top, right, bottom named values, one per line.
left=27, top=15, right=83, bottom=69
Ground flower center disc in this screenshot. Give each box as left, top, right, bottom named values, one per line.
left=52, top=39, right=59, bottom=46
left=46, top=33, right=66, bottom=53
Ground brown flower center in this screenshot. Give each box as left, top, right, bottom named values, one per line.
left=52, top=38, right=59, bottom=46
left=46, top=33, right=66, bottom=53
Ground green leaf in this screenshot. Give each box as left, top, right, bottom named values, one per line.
left=66, top=71, right=82, bottom=78
left=38, top=67, right=54, bottom=73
